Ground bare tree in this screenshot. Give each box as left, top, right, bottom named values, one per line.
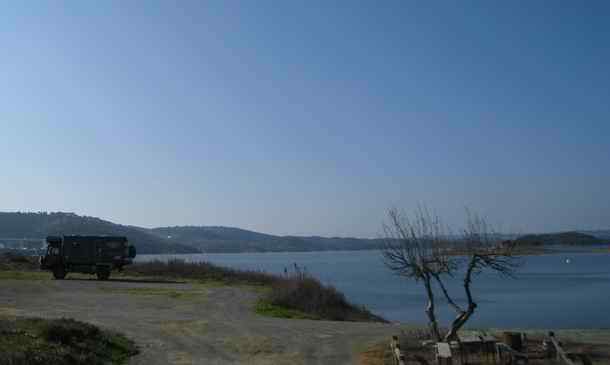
left=381, top=207, right=519, bottom=341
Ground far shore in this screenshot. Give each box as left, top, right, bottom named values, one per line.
left=132, top=244, right=609, bottom=257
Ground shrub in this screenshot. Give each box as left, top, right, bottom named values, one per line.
left=7, top=253, right=31, bottom=264
left=264, top=264, right=385, bottom=322
left=0, top=252, right=39, bottom=271
left=42, top=318, right=101, bottom=345
left=0, top=317, right=138, bottom=365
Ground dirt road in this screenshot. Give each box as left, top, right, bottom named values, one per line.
left=1, top=275, right=404, bottom=364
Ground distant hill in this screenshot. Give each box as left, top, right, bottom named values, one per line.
left=3, top=212, right=607, bottom=255
left=583, top=230, right=610, bottom=240
left=150, top=226, right=385, bottom=253
left=514, top=231, right=605, bottom=246
left=0, top=212, right=198, bottom=254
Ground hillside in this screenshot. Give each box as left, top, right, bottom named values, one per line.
left=150, top=226, right=385, bottom=253
left=583, top=230, right=610, bottom=240
left=4, top=212, right=606, bottom=255
left=514, top=231, right=606, bottom=246
left=0, top=212, right=198, bottom=254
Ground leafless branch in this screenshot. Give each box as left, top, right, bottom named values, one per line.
left=380, top=206, right=521, bottom=342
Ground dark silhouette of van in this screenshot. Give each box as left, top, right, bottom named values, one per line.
left=40, top=235, right=136, bottom=280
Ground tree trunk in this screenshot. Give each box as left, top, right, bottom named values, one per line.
left=423, top=276, right=441, bottom=341
left=444, top=258, right=478, bottom=341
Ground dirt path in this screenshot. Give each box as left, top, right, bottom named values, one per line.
left=1, top=276, right=405, bottom=364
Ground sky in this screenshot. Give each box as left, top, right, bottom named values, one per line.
left=1, top=1, right=609, bottom=237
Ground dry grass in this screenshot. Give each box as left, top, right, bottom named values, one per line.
left=358, top=342, right=392, bottom=365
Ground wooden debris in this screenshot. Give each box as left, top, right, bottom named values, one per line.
left=436, top=342, right=453, bottom=364
left=390, top=335, right=406, bottom=365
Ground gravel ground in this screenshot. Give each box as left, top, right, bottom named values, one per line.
left=0, top=275, right=405, bottom=365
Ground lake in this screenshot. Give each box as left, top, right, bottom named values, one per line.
left=136, top=250, right=610, bottom=329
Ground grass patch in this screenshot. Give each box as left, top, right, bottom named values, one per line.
left=255, top=300, right=320, bottom=320
left=222, top=335, right=275, bottom=356
left=160, top=320, right=209, bottom=337
left=0, top=270, right=49, bottom=281
left=0, top=317, right=138, bottom=365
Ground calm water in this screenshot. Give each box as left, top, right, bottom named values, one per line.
left=136, top=250, right=610, bottom=329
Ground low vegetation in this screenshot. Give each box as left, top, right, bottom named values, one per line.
left=0, top=317, right=138, bottom=365
left=0, top=252, right=39, bottom=271
left=255, top=300, right=320, bottom=320
left=123, top=258, right=277, bottom=286
left=262, top=264, right=384, bottom=322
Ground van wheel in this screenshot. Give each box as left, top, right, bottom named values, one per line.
left=96, top=268, right=110, bottom=281
left=53, top=267, right=67, bottom=280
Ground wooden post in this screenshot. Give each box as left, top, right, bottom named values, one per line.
left=436, top=342, right=453, bottom=365
left=502, top=332, right=523, bottom=352
left=390, top=336, right=406, bottom=365
left=548, top=332, right=576, bottom=365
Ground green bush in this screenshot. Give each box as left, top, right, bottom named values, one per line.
left=42, top=318, right=101, bottom=345
left=0, top=317, right=138, bottom=365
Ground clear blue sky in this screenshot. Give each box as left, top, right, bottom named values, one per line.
left=1, top=1, right=608, bottom=236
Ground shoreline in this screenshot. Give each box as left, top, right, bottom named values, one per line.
left=5, top=243, right=608, bottom=258
left=133, top=245, right=609, bottom=257
left=2, top=257, right=610, bottom=364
